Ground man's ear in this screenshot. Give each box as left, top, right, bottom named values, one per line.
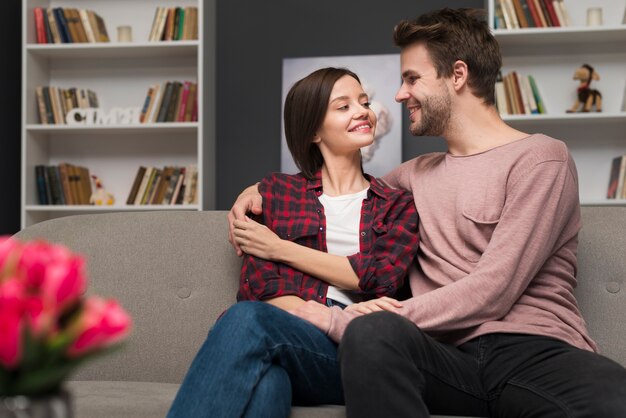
left=451, top=60, right=468, bottom=92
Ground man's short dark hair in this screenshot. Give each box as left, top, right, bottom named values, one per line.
left=394, top=8, right=502, bottom=105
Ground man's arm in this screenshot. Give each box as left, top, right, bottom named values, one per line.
left=325, top=156, right=581, bottom=342
left=228, top=183, right=262, bottom=256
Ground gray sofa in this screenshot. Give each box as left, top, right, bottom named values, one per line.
left=14, top=208, right=626, bottom=418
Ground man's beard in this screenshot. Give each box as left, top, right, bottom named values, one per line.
left=409, top=92, right=451, bottom=137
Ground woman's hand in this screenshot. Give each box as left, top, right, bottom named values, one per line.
left=345, top=297, right=403, bottom=315
left=228, top=184, right=263, bottom=256
left=232, top=216, right=283, bottom=261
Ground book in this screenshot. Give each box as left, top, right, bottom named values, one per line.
left=53, top=8, right=72, bottom=43
left=175, top=7, right=186, bottom=41
left=531, top=0, right=549, bottom=26
left=170, top=168, right=186, bottom=204
left=165, top=81, right=183, bottom=122
left=79, top=9, right=97, bottom=43
left=495, top=75, right=508, bottom=115
left=144, top=168, right=162, bottom=204
left=93, top=13, right=110, bottom=42
left=527, top=75, right=545, bottom=114
left=126, top=166, right=147, bottom=205
left=177, top=82, right=191, bottom=121
left=512, top=0, right=529, bottom=28
left=134, top=167, right=154, bottom=205
left=552, top=0, right=566, bottom=27
left=34, top=8, right=47, bottom=43
left=139, top=86, right=155, bottom=123
left=542, top=0, right=560, bottom=26
left=521, top=75, right=538, bottom=114
left=148, top=8, right=161, bottom=41
left=526, top=0, right=543, bottom=27
left=616, top=156, right=626, bottom=200
left=156, top=82, right=174, bottom=122
left=58, top=163, right=74, bottom=205
left=607, top=156, right=622, bottom=199
left=35, top=165, right=48, bottom=205
left=184, top=83, right=197, bottom=122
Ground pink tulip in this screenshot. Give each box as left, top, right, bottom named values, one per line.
left=0, top=278, right=25, bottom=369
left=41, top=255, right=87, bottom=312
left=0, top=237, right=22, bottom=279
left=67, top=297, right=132, bottom=358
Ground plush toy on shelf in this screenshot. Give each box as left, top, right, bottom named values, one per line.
left=567, top=64, right=602, bottom=113
left=90, top=175, right=115, bottom=206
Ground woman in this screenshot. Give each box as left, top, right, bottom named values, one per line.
left=168, top=67, right=418, bottom=418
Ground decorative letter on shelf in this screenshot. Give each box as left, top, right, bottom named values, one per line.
left=66, top=108, right=142, bottom=125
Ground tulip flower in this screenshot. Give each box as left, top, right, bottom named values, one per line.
left=0, top=278, right=25, bottom=369
left=67, top=297, right=132, bottom=358
left=0, top=237, right=131, bottom=397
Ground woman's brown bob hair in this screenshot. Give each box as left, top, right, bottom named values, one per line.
left=284, top=67, right=361, bottom=180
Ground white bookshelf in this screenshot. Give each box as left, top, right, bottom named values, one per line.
left=21, top=0, right=214, bottom=228
left=486, top=0, right=626, bottom=205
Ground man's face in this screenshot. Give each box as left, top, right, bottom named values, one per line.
left=395, top=43, right=452, bottom=137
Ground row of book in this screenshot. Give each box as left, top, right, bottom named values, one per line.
left=34, top=7, right=110, bottom=44
left=139, top=81, right=198, bottom=123
left=36, top=86, right=99, bottom=125
left=36, top=163, right=93, bottom=206
left=495, top=71, right=546, bottom=116
left=607, top=156, right=626, bottom=200
left=149, top=7, right=199, bottom=41
left=494, top=0, right=571, bottom=29
left=126, top=165, right=198, bottom=206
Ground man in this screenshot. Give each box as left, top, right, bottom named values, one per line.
left=229, top=8, right=626, bottom=417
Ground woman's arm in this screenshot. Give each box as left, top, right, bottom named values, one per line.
left=233, top=217, right=360, bottom=290
left=233, top=190, right=419, bottom=296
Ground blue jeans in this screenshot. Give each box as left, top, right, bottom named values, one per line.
left=167, top=301, right=343, bottom=418
left=341, top=312, right=626, bottom=417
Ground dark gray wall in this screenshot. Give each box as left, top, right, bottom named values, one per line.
left=0, top=1, right=21, bottom=234
left=215, top=0, right=482, bottom=209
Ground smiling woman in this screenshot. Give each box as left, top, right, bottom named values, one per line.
left=167, top=67, right=419, bottom=417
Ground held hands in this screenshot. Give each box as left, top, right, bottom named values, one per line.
left=232, top=216, right=283, bottom=261
left=228, top=184, right=263, bottom=256
left=344, top=297, right=403, bottom=315
left=289, top=300, right=332, bottom=333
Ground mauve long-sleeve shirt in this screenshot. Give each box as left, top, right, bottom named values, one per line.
left=326, top=134, right=597, bottom=352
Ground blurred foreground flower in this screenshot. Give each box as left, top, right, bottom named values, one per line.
left=0, top=237, right=131, bottom=396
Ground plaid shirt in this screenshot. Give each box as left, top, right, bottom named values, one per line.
left=237, top=171, right=419, bottom=304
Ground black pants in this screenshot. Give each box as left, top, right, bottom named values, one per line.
left=339, top=312, right=626, bottom=418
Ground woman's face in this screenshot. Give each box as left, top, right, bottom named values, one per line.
left=313, top=75, right=377, bottom=156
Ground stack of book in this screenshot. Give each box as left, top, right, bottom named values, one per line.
left=495, top=71, right=545, bottom=116
left=34, top=7, right=110, bottom=44
left=126, top=165, right=198, bottom=205
left=607, top=156, right=626, bottom=200
left=138, top=81, right=198, bottom=123
left=35, top=86, right=99, bottom=125
left=494, top=0, right=571, bottom=29
left=148, top=7, right=198, bottom=41
left=35, top=163, right=93, bottom=205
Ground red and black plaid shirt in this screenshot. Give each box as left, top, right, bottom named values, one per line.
left=237, top=171, right=419, bottom=305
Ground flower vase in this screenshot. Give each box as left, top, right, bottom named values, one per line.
left=0, top=389, right=72, bottom=418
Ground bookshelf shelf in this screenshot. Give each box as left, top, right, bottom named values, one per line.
left=21, top=0, right=213, bottom=228
left=26, top=41, right=199, bottom=59
left=493, top=25, right=626, bottom=56
left=26, top=122, right=199, bottom=134
left=25, top=205, right=200, bottom=211
left=486, top=0, right=626, bottom=205
left=502, top=112, right=626, bottom=126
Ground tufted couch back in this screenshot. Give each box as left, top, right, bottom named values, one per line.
left=14, top=207, right=626, bottom=384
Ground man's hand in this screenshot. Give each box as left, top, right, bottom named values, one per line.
left=289, top=300, right=332, bottom=333
left=344, top=297, right=403, bottom=315
left=228, top=184, right=263, bottom=256
left=233, top=216, right=283, bottom=260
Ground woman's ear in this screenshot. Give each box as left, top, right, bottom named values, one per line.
left=451, top=60, right=468, bottom=92
left=312, top=134, right=321, bottom=144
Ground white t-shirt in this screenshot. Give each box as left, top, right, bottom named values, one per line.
left=318, top=188, right=369, bottom=306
